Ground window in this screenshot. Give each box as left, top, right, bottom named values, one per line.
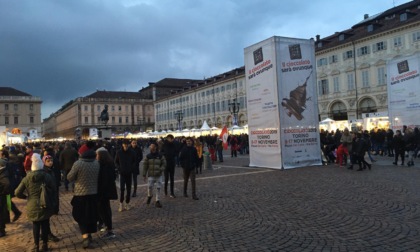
left=125, top=117, right=129, bottom=123
left=215, top=87, right=219, bottom=93
left=221, top=86, right=225, bottom=92
left=357, top=46, right=370, bottom=56
left=112, top=117, right=115, bottom=123
left=329, top=55, right=338, bottom=64
left=373, top=41, right=387, bottom=52
left=227, top=85, right=231, bottom=90
left=221, top=101, right=225, bottom=111
left=30, top=116, right=34, bottom=124
left=84, top=117, right=88, bottom=123
left=118, top=106, right=121, bottom=111
left=413, top=31, right=420, bottom=42
left=333, top=77, right=340, bottom=93
left=111, top=105, right=115, bottom=111
left=239, top=81, right=243, bottom=87
left=343, top=50, right=353, bottom=60
left=394, top=37, right=402, bottom=47
left=125, top=106, right=128, bottom=112
left=318, top=79, right=329, bottom=95
left=400, top=13, right=407, bottom=21
left=97, top=105, right=101, bottom=112
left=216, top=102, right=220, bottom=112
left=362, top=70, right=370, bottom=87
left=29, top=104, right=34, bottom=111
left=202, top=105, right=206, bottom=114
left=119, top=117, right=122, bottom=123
left=84, top=105, right=88, bottom=111
left=5, top=117, right=9, bottom=125
left=207, top=104, right=210, bottom=113
left=239, top=97, right=245, bottom=109
left=347, top=73, right=355, bottom=90
left=14, top=104, right=18, bottom=110
left=206, top=90, right=210, bottom=96
left=377, top=67, right=386, bottom=86
left=367, top=24, right=374, bottom=32
left=4, top=104, right=8, bottom=111
left=339, top=34, right=345, bottom=41
left=198, top=106, right=201, bottom=115
left=317, top=58, right=328, bottom=66
left=14, top=116, right=18, bottom=124
left=201, top=92, right=205, bottom=97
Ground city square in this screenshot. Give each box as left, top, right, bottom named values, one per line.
left=2, top=153, right=420, bottom=251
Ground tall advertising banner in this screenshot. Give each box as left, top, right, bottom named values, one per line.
left=245, top=37, right=282, bottom=168
left=277, top=37, right=322, bottom=169
left=245, top=36, right=321, bottom=169
left=387, top=53, right=420, bottom=130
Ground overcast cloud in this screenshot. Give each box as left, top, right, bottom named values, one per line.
left=0, top=0, right=410, bottom=119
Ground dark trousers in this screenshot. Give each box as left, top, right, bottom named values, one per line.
left=217, top=149, right=223, bottom=162
left=394, top=150, right=405, bottom=164
left=97, top=199, right=113, bottom=230
left=164, top=161, right=175, bottom=195
left=132, top=173, right=138, bottom=194
left=33, top=219, right=49, bottom=246
left=119, top=174, right=132, bottom=204
left=183, top=168, right=196, bottom=197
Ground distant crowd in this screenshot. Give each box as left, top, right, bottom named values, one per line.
left=0, top=133, right=249, bottom=251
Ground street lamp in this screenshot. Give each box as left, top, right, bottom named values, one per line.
left=174, top=110, right=183, bottom=131
left=138, top=117, right=145, bottom=132
left=228, top=98, right=240, bottom=126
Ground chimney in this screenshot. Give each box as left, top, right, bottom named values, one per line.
left=316, top=34, right=320, bottom=41
left=364, top=14, right=369, bottom=19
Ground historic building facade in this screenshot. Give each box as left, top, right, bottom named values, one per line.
left=42, top=91, right=154, bottom=139
left=315, top=1, right=420, bottom=121
left=154, top=67, right=247, bottom=131
left=0, top=87, right=42, bottom=138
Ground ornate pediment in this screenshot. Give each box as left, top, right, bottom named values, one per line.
left=358, top=63, right=370, bottom=69
left=330, top=69, right=340, bottom=75
left=374, top=59, right=386, bottom=66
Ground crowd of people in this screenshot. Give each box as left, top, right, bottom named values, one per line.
left=0, top=133, right=249, bottom=251
left=320, top=125, right=420, bottom=170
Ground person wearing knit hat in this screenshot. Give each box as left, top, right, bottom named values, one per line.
left=67, top=148, right=100, bottom=249
left=15, top=152, right=57, bottom=251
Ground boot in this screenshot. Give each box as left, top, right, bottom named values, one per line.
left=42, top=243, right=49, bottom=252
left=31, top=245, right=39, bottom=252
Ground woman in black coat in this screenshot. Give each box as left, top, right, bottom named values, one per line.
left=96, top=148, right=118, bottom=239
left=393, top=130, right=405, bottom=165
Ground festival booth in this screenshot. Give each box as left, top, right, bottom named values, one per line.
left=244, top=36, right=322, bottom=169
left=200, top=120, right=211, bottom=136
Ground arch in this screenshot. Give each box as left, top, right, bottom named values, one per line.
left=216, top=117, right=223, bottom=128
left=226, top=115, right=233, bottom=127
left=329, top=100, right=348, bottom=120
left=238, top=113, right=247, bottom=126
left=358, top=97, right=377, bottom=115
left=183, top=121, right=187, bottom=128
left=189, top=121, right=194, bottom=128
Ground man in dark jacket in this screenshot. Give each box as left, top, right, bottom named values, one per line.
left=115, top=140, right=136, bottom=212
left=129, top=140, right=143, bottom=198
left=179, top=137, right=199, bottom=200
left=0, top=158, right=10, bottom=237
left=59, top=142, right=79, bottom=191
left=161, top=134, right=178, bottom=198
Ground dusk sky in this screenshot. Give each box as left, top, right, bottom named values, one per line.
left=0, top=0, right=411, bottom=119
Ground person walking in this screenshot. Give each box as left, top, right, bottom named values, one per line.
left=114, top=140, right=136, bottom=212
left=143, top=143, right=166, bottom=208
left=161, top=134, right=177, bottom=198
left=96, top=147, right=118, bottom=239
left=0, top=158, right=10, bottom=238
left=179, top=137, right=199, bottom=200
left=129, top=140, right=143, bottom=198
left=15, top=153, right=57, bottom=252
left=393, top=130, right=406, bottom=166
left=59, top=142, right=79, bottom=192
left=67, top=149, right=100, bottom=249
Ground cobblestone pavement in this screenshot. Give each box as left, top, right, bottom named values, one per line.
left=2, top=153, right=420, bottom=251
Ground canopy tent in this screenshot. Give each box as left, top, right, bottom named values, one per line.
left=200, top=120, right=211, bottom=130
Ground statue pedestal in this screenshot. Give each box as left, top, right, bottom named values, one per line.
left=98, top=126, right=112, bottom=140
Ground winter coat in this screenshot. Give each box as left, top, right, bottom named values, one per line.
left=179, top=146, right=199, bottom=171
left=114, top=148, right=136, bottom=175
left=67, top=150, right=100, bottom=196
left=0, top=167, right=10, bottom=196
left=59, top=147, right=79, bottom=173
left=142, top=152, right=165, bottom=178
left=97, top=162, right=118, bottom=200
left=14, top=170, right=56, bottom=222
left=129, top=146, right=143, bottom=175
left=161, top=141, right=178, bottom=163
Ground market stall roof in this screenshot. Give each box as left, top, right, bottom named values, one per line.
left=200, top=120, right=211, bottom=130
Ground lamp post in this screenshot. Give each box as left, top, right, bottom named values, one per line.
left=138, top=117, right=145, bottom=132
left=175, top=110, right=184, bottom=131
left=228, top=98, right=240, bottom=126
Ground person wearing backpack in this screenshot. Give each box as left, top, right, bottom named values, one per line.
left=15, top=153, right=57, bottom=252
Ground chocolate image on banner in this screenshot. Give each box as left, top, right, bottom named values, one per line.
left=281, top=70, right=313, bottom=121
left=253, top=47, right=263, bottom=65
left=289, top=44, right=302, bottom=60
left=397, top=60, right=409, bottom=74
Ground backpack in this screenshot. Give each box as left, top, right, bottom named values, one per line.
left=39, top=182, right=55, bottom=209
